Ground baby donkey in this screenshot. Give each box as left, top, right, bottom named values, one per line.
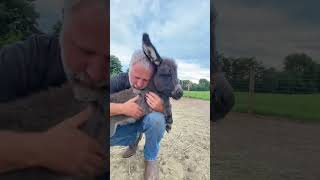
left=110, top=33, right=183, bottom=137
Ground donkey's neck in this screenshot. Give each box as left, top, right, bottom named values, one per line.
left=147, top=80, right=159, bottom=94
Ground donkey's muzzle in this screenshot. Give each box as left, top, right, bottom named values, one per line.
left=171, top=84, right=183, bottom=100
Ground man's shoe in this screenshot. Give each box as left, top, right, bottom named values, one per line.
left=144, top=160, right=159, bottom=180
left=122, top=133, right=142, bottom=158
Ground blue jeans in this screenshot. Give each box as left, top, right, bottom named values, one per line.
left=110, top=112, right=166, bottom=160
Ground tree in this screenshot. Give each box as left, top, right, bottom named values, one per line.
left=228, top=57, right=265, bottom=91
left=0, top=0, right=40, bottom=47
left=110, top=55, right=122, bottom=76
left=283, top=53, right=317, bottom=93
left=180, top=80, right=192, bottom=91
left=316, top=63, right=320, bottom=91
left=257, top=67, right=278, bottom=92
left=284, top=53, right=315, bottom=73
left=198, top=79, right=210, bottom=91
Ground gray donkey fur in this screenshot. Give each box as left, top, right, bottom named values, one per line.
left=110, top=33, right=183, bottom=137
left=0, top=85, right=107, bottom=180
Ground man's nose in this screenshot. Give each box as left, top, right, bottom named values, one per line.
left=136, top=80, right=144, bottom=88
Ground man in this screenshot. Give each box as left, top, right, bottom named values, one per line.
left=110, top=50, right=165, bottom=180
left=0, top=0, right=107, bottom=178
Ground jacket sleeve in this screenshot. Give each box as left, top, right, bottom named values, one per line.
left=0, top=34, right=66, bottom=103
left=110, top=72, right=131, bottom=94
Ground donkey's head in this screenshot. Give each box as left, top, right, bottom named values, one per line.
left=153, top=58, right=183, bottom=99
left=142, top=33, right=183, bottom=100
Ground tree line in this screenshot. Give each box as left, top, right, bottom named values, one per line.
left=0, top=0, right=40, bottom=47
left=219, top=53, right=320, bottom=94
left=110, top=55, right=210, bottom=91
left=0, top=0, right=64, bottom=48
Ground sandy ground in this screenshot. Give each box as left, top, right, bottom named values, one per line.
left=213, top=112, right=320, bottom=180
left=110, top=98, right=210, bottom=180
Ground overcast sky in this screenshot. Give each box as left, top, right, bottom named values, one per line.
left=34, top=0, right=210, bottom=83
left=110, top=0, right=210, bottom=83
left=34, top=0, right=63, bottom=33
left=215, top=0, right=320, bottom=69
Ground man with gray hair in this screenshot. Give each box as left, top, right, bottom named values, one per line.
left=0, top=0, right=107, bottom=178
left=110, top=50, right=166, bottom=180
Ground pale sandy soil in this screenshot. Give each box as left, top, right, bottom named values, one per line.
left=110, top=98, right=210, bottom=180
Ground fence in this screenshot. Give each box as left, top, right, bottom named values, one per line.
left=229, top=68, right=320, bottom=114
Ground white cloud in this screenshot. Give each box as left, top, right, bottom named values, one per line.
left=176, top=59, right=210, bottom=83
left=110, top=0, right=210, bottom=81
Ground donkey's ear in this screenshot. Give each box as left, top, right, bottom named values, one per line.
left=142, top=33, right=162, bottom=66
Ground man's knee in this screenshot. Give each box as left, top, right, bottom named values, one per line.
left=143, top=112, right=166, bottom=131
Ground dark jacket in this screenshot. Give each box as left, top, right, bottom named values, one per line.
left=109, top=72, right=131, bottom=94
left=0, top=34, right=66, bottom=103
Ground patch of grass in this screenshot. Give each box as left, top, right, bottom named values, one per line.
left=183, top=91, right=210, bottom=101
left=234, top=92, right=320, bottom=122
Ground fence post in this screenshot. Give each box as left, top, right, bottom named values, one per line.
left=248, top=66, right=255, bottom=113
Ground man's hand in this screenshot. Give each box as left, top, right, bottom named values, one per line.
left=146, top=92, right=164, bottom=113
left=122, top=96, right=144, bottom=119
left=35, top=106, right=106, bottom=177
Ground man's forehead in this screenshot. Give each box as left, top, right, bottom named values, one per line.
left=67, top=1, right=109, bottom=55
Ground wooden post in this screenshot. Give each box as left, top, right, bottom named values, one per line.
left=248, top=66, right=255, bottom=113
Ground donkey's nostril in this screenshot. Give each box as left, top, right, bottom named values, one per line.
left=173, top=89, right=183, bottom=100
left=179, top=90, right=183, bottom=97
left=179, top=90, right=183, bottom=96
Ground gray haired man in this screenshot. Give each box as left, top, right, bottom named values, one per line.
left=110, top=50, right=166, bottom=180
left=0, top=0, right=107, bottom=177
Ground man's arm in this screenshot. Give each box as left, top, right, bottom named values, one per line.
left=0, top=132, right=41, bottom=173
left=0, top=34, right=66, bottom=103
left=110, top=73, right=145, bottom=119
left=110, top=73, right=131, bottom=94
left=0, top=106, right=105, bottom=176
left=110, top=103, right=125, bottom=116
left=110, top=96, right=143, bottom=119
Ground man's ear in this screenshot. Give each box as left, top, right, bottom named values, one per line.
left=142, top=33, right=162, bottom=66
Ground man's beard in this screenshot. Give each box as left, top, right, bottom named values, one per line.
left=61, top=59, right=106, bottom=103
left=70, top=72, right=106, bottom=102
left=59, top=28, right=107, bottom=103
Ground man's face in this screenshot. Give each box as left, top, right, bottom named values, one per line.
left=129, top=63, right=153, bottom=90
left=62, top=2, right=108, bottom=101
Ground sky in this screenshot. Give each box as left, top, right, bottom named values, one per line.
left=110, top=0, right=210, bottom=83
left=34, top=0, right=210, bottom=83
left=214, top=0, right=320, bottom=69
left=34, top=0, right=63, bottom=33
left=32, top=0, right=320, bottom=80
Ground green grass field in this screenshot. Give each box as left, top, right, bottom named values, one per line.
left=183, top=91, right=320, bottom=122
left=183, top=91, right=210, bottom=101
left=234, top=92, right=320, bottom=122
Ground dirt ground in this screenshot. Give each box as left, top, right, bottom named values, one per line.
left=213, top=112, right=320, bottom=180
left=3, top=86, right=319, bottom=180
left=110, top=98, right=210, bottom=180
